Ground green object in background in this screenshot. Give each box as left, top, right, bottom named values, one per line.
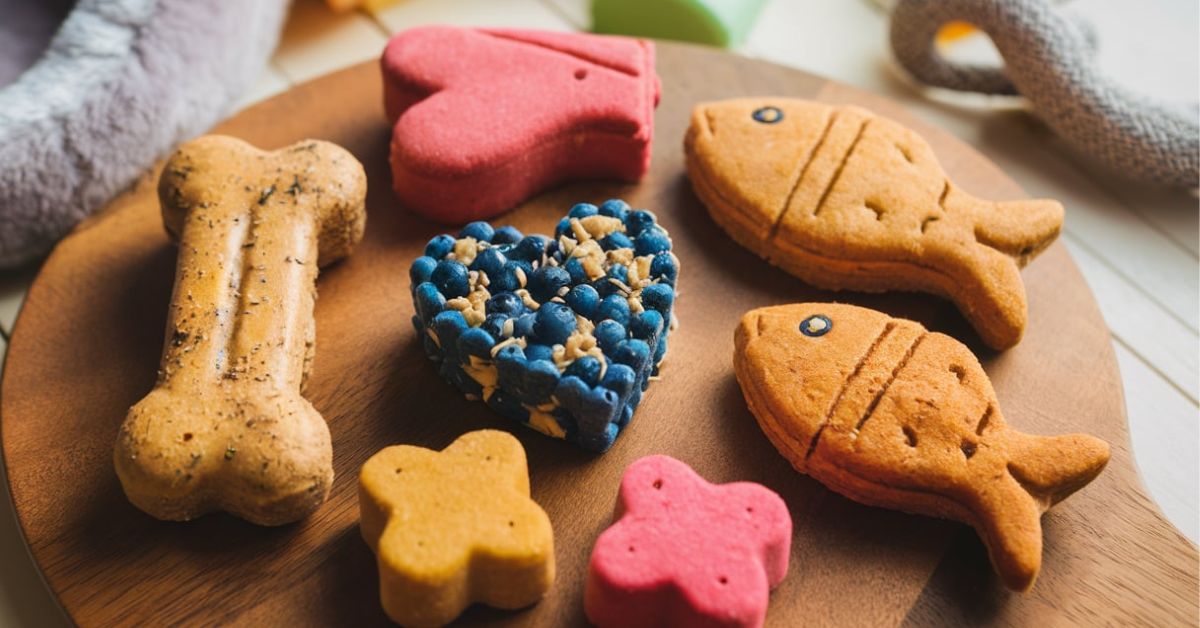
left=591, top=0, right=769, bottom=48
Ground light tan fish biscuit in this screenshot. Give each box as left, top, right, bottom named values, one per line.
left=687, top=98, right=1063, bottom=350
left=734, top=303, right=1109, bottom=591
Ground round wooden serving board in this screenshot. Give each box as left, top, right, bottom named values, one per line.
left=3, top=44, right=1196, bottom=626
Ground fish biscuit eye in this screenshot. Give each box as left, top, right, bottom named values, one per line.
left=752, top=106, right=784, bottom=124
left=799, top=315, right=831, bottom=337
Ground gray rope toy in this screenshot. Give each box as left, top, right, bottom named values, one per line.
left=889, top=0, right=1199, bottom=188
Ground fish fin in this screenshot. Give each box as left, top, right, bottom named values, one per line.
left=1006, top=432, right=1110, bottom=508
left=943, top=184, right=1063, bottom=267
left=973, top=471, right=1045, bottom=591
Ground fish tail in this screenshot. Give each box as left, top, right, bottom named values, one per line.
left=947, top=185, right=1063, bottom=267
left=970, top=432, right=1108, bottom=591
left=972, top=470, right=1045, bottom=591
left=1006, top=431, right=1111, bottom=508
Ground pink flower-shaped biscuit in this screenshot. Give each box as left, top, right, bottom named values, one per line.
left=585, top=455, right=791, bottom=628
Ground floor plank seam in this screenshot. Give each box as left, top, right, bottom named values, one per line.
left=1112, top=335, right=1199, bottom=406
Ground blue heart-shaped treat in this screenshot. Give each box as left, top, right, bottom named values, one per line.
left=409, top=199, right=679, bottom=452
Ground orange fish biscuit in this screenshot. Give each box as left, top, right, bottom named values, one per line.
left=686, top=98, right=1063, bottom=350
left=734, top=303, right=1109, bottom=591
left=359, top=430, right=555, bottom=627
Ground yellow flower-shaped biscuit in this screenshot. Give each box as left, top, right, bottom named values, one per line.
left=359, top=430, right=555, bottom=627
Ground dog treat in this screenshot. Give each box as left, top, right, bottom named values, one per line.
left=359, top=430, right=555, bottom=627
left=382, top=26, right=661, bottom=224
left=586, top=455, right=791, bottom=628
left=734, top=302, right=1109, bottom=590
left=685, top=98, right=1064, bottom=350
left=410, top=199, right=679, bottom=452
left=113, top=135, right=367, bottom=526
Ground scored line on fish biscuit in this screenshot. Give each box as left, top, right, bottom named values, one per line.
left=975, top=403, right=994, bottom=436
left=805, top=322, right=897, bottom=460
left=853, top=332, right=927, bottom=435
left=766, top=112, right=839, bottom=245
left=810, top=119, right=870, bottom=218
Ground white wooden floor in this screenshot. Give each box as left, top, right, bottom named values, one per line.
left=0, top=0, right=1195, bottom=624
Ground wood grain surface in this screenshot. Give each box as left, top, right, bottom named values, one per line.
left=2, top=44, right=1196, bottom=626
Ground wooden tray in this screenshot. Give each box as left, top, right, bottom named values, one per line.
left=3, top=44, right=1196, bottom=626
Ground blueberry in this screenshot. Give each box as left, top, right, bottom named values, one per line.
left=650, top=252, right=678, bottom=283
left=409, top=256, right=437, bottom=287
left=528, top=266, right=571, bottom=303
left=565, top=284, right=600, bottom=319
left=458, top=221, right=494, bottom=242
left=508, top=259, right=534, bottom=282
left=641, top=284, right=675, bottom=315
left=601, top=363, right=636, bottom=398
left=519, top=359, right=560, bottom=404
left=564, top=355, right=603, bottom=386
left=554, top=217, right=573, bottom=239
left=568, top=202, right=599, bottom=219
left=489, top=261, right=521, bottom=292
left=600, top=232, right=633, bottom=250
left=614, top=339, right=651, bottom=374
left=557, top=381, right=618, bottom=434
left=634, top=229, right=672, bottom=256
left=598, top=199, right=631, bottom=220
left=564, top=257, right=588, bottom=284
left=432, top=310, right=469, bottom=363
left=457, top=327, right=496, bottom=360
left=414, top=282, right=446, bottom=324
left=471, top=247, right=506, bottom=278
left=630, top=310, right=664, bottom=341
left=513, top=312, right=536, bottom=338
left=430, top=259, right=470, bottom=298
left=491, top=225, right=523, bottom=245
left=525, top=343, right=555, bottom=362
left=607, top=264, right=629, bottom=285
left=544, top=238, right=561, bottom=260
left=510, top=236, right=548, bottom=262
left=592, top=277, right=621, bottom=298
left=534, top=302, right=577, bottom=345
left=486, top=389, right=530, bottom=424
left=486, top=292, right=524, bottom=317
left=424, top=234, right=456, bottom=259
left=494, top=342, right=526, bottom=364
left=624, top=210, right=657, bottom=237
left=597, top=294, right=631, bottom=326
left=594, top=320, right=627, bottom=353
left=481, top=313, right=510, bottom=339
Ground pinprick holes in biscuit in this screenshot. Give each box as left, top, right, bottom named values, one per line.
left=864, top=199, right=885, bottom=220
left=897, top=144, right=915, bottom=164
left=652, top=479, right=663, bottom=489
left=183, top=433, right=194, bottom=442
left=574, top=68, right=588, bottom=80
left=746, top=506, right=754, bottom=514
left=961, top=440, right=977, bottom=459
left=921, top=216, right=939, bottom=233
left=902, top=426, right=918, bottom=447
left=949, top=364, right=966, bottom=382
left=508, top=520, right=515, bottom=528
left=718, top=576, right=729, bottom=585
left=394, top=468, right=403, bottom=474
left=628, top=545, right=636, bottom=553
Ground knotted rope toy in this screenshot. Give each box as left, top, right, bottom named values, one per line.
left=889, top=0, right=1198, bottom=188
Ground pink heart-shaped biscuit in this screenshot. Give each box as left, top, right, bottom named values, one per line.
left=586, top=455, right=792, bottom=628
left=382, top=26, right=661, bottom=223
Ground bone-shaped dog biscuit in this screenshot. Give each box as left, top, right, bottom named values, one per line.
left=114, top=135, right=367, bottom=526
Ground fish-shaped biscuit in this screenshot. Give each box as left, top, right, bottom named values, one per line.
left=734, top=303, right=1109, bottom=591
left=686, top=98, right=1064, bottom=350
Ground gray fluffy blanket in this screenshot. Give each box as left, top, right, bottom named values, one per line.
left=0, top=0, right=291, bottom=268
